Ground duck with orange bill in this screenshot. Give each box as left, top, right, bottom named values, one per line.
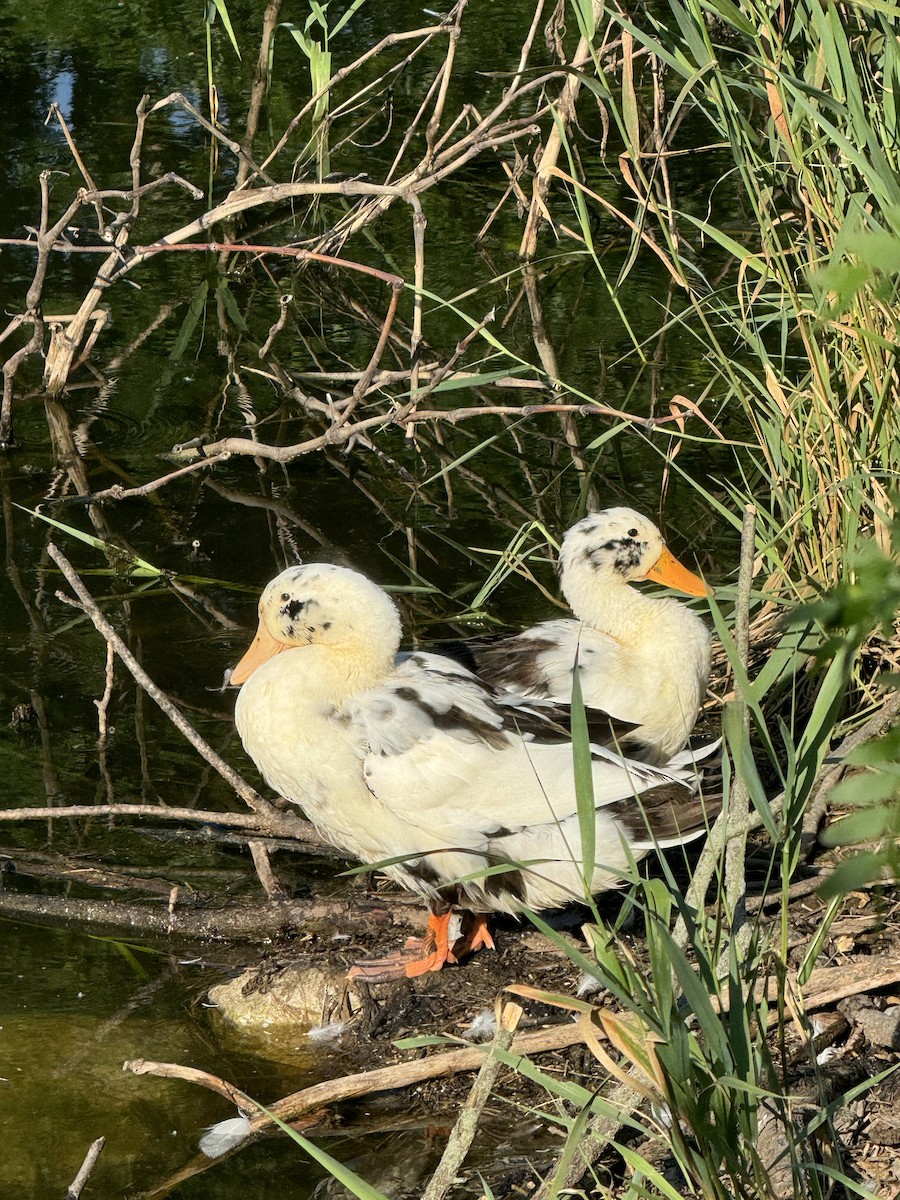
left=460, top=508, right=712, bottom=764
left=230, top=561, right=719, bottom=981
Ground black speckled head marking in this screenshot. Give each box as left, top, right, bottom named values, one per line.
left=282, top=596, right=317, bottom=622
left=559, top=508, right=665, bottom=585
left=556, top=516, right=600, bottom=576
left=588, top=534, right=646, bottom=577
left=274, top=592, right=327, bottom=642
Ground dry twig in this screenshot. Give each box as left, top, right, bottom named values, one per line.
left=64, top=1137, right=106, bottom=1200
left=422, top=1002, right=523, bottom=1200
left=124, top=1018, right=584, bottom=1132
left=48, top=542, right=271, bottom=816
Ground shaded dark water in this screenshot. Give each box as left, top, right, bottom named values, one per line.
left=0, top=1, right=742, bottom=1195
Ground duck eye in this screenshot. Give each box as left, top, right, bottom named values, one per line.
left=627, top=528, right=639, bottom=538
left=280, top=593, right=290, bottom=601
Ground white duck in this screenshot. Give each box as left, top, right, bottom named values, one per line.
left=231, top=562, right=717, bottom=979
left=465, top=508, right=712, bottom=764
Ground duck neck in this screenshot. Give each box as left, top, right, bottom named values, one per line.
left=562, top=566, right=656, bottom=647
left=281, top=640, right=395, bottom=702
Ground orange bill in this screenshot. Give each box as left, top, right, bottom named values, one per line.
left=230, top=620, right=288, bottom=685
left=644, top=546, right=711, bottom=596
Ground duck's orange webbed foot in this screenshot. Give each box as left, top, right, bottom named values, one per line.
left=453, top=913, right=495, bottom=958
left=348, top=911, right=454, bottom=982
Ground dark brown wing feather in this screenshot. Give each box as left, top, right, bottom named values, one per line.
left=423, top=640, right=640, bottom=752
left=610, top=782, right=722, bottom=846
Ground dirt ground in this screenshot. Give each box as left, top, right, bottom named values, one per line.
left=211, top=869, right=900, bottom=1200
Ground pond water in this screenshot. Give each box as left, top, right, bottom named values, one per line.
left=0, top=2, right=742, bottom=1195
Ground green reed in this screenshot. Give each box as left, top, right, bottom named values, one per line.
left=559, top=0, right=900, bottom=589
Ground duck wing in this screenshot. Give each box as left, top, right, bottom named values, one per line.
left=447, top=621, right=619, bottom=700
left=442, top=623, right=698, bottom=764
left=405, top=647, right=638, bottom=750
left=343, top=652, right=718, bottom=913
left=343, top=651, right=695, bottom=834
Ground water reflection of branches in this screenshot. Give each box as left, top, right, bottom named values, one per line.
left=0, top=0, right=719, bottom=658
left=0, top=0, right=683, bottom=517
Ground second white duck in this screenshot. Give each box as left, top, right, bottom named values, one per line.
left=466, top=508, right=713, bottom=764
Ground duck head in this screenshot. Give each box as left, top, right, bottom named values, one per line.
left=230, top=563, right=402, bottom=690
left=558, top=508, right=710, bottom=605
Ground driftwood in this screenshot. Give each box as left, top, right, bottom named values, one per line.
left=0, top=801, right=334, bottom=852
left=64, top=1137, right=106, bottom=1200
left=121, top=1016, right=589, bottom=1195
left=124, top=1017, right=587, bottom=1130
left=120, top=950, right=900, bottom=1200
left=750, top=958, right=900, bottom=1023
left=0, top=888, right=417, bottom=942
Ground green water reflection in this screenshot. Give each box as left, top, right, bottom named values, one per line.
left=0, top=921, right=312, bottom=1195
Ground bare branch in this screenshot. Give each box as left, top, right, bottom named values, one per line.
left=0, top=888, right=413, bottom=940
left=124, top=1019, right=586, bottom=1133
left=0, top=799, right=335, bottom=852
left=47, top=543, right=272, bottom=816
left=64, top=1137, right=106, bottom=1200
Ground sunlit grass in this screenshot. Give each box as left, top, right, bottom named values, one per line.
left=278, top=0, right=369, bottom=180
left=566, top=0, right=900, bottom=588
left=496, top=525, right=899, bottom=1199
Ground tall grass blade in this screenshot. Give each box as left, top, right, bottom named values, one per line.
left=570, top=660, right=596, bottom=895
left=253, top=1101, right=391, bottom=1200
left=15, top=506, right=163, bottom=577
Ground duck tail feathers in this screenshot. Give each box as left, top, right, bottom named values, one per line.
left=666, top=736, right=722, bottom=770
left=613, top=782, right=723, bottom=850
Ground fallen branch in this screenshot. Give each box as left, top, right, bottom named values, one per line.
left=248, top=839, right=288, bottom=900
left=68, top=453, right=233, bottom=503
left=0, top=845, right=264, bottom=895
left=124, top=1018, right=584, bottom=1131
left=738, top=957, right=900, bottom=1023
left=64, top=1137, right=106, bottom=1200
left=0, top=801, right=323, bottom=845
left=0, top=889, right=415, bottom=941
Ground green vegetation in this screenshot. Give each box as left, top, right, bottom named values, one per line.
left=543, top=0, right=899, bottom=591
left=505, top=522, right=900, bottom=1198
